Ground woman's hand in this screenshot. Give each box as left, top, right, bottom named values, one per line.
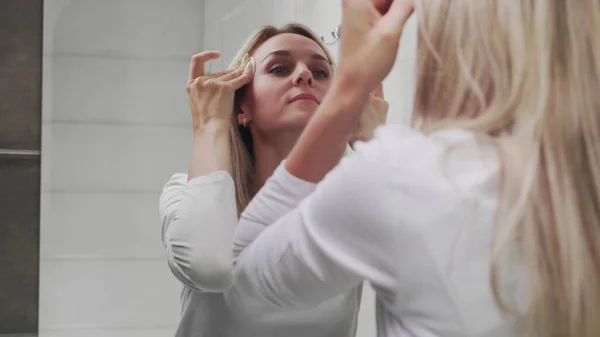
left=350, top=83, right=389, bottom=146
left=336, top=0, right=413, bottom=99
left=187, top=51, right=254, bottom=135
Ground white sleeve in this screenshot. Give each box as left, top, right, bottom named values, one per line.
left=232, top=162, right=317, bottom=259
left=159, top=171, right=237, bottom=292
left=230, top=131, right=405, bottom=311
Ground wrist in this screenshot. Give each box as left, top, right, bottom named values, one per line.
left=330, top=72, right=372, bottom=114
left=194, top=119, right=231, bottom=138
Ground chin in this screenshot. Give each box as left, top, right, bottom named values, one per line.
left=282, top=110, right=315, bottom=127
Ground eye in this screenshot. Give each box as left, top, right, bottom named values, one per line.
left=312, top=69, right=329, bottom=78
left=269, top=66, right=289, bottom=75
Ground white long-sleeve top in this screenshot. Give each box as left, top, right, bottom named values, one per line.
left=159, top=170, right=362, bottom=337
left=228, top=124, right=526, bottom=337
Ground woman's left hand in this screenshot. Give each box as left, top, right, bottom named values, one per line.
left=350, top=83, right=389, bottom=146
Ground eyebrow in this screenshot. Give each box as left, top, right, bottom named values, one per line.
left=261, top=50, right=330, bottom=64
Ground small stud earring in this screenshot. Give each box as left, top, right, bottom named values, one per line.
left=243, top=118, right=249, bottom=127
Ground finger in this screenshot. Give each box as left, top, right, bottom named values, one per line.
left=209, top=69, right=237, bottom=79
left=217, top=67, right=245, bottom=82
left=189, top=51, right=221, bottom=80
left=378, top=0, right=414, bottom=38
left=372, top=82, right=385, bottom=98
left=227, top=60, right=254, bottom=90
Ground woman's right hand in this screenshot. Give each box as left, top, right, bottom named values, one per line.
left=336, top=0, right=413, bottom=98
left=186, top=51, right=254, bottom=135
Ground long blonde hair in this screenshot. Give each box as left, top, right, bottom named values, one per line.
left=413, top=1, right=600, bottom=336
left=226, top=23, right=335, bottom=216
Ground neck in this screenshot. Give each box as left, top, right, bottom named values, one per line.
left=250, top=128, right=302, bottom=196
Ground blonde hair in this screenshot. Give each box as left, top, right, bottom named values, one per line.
left=413, top=1, right=600, bottom=336
left=226, top=23, right=335, bottom=216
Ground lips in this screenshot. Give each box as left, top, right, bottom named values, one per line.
left=290, top=93, right=319, bottom=104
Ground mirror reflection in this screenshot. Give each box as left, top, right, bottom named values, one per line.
left=39, top=1, right=416, bottom=336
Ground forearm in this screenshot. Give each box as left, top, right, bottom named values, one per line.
left=233, top=163, right=317, bottom=259
left=285, top=74, right=370, bottom=182
left=188, top=120, right=232, bottom=181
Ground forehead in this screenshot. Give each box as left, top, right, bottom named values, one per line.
left=252, top=33, right=328, bottom=61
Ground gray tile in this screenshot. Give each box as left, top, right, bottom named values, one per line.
left=0, top=0, right=43, bottom=151
left=0, top=156, right=40, bottom=334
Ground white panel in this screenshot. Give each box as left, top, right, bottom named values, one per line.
left=42, top=124, right=191, bottom=192
left=203, top=0, right=234, bottom=53
left=49, top=55, right=190, bottom=125
left=40, top=192, right=164, bottom=259
left=383, top=59, right=416, bottom=126
left=51, top=0, right=203, bottom=59
left=43, top=0, right=73, bottom=55
left=295, top=0, right=342, bottom=62
left=398, top=15, right=418, bottom=62
left=39, top=260, right=181, bottom=328
left=269, top=0, right=297, bottom=27
left=40, top=327, right=176, bottom=337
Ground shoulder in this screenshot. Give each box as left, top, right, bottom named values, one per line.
left=350, top=124, right=499, bottom=187
left=318, top=124, right=500, bottom=222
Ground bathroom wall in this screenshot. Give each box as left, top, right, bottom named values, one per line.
left=39, top=1, right=204, bottom=336
left=0, top=0, right=43, bottom=335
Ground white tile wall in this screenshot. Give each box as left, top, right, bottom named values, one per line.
left=48, top=56, right=191, bottom=125
left=42, top=124, right=189, bottom=192
left=39, top=192, right=165, bottom=259
left=40, top=0, right=203, bottom=336
left=39, top=261, right=180, bottom=328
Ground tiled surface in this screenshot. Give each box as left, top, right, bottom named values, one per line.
left=48, top=56, right=190, bottom=125
left=49, top=0, right=203, bottom=60
left=38, top=260, right=181, bottom=329
left=41, top=123, right=190, bottom=192
left=0, top=0, right=43, bottom=150
left=0, top=157, right=41, bottom=334
left=40, top=0, right=203, bottom=334
left=39, top=192, right=165, bottom=259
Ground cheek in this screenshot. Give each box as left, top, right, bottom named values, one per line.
left=247, top=78, right=286, bottom=123
left=315, top=79, right=333, bottom=98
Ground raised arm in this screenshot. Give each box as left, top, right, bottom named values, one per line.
left=228, top=132, right=403, bottom=311
left=159, top=51, right=253, bottom=292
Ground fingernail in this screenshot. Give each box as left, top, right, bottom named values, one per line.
left=245, top=57, right=255, bottom=71
left=239, top=53, right=249, bottom=68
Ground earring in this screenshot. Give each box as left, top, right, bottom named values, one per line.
left=243, top=118, right=249, bottom=127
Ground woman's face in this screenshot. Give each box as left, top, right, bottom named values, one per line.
left=238, top=33, right=333, bottom=133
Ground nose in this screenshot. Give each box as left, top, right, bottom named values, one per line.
left=292, top=64, right=313, bottom=87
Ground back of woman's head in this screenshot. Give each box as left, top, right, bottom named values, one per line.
left=226, top=23, right=334, bottom=216
left=413, top=1, right=600, bottom=336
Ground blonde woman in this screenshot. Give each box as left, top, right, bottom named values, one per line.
left=159, top=23, right=388, bottom=337
left=230, top=1, right=600, bottom=337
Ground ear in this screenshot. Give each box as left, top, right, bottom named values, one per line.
left=236, top=104, right=252, bottom=125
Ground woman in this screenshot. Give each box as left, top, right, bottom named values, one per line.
left=230, top=1, right=600, bottom=337
left=159, top=23, right=389, bottom=337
